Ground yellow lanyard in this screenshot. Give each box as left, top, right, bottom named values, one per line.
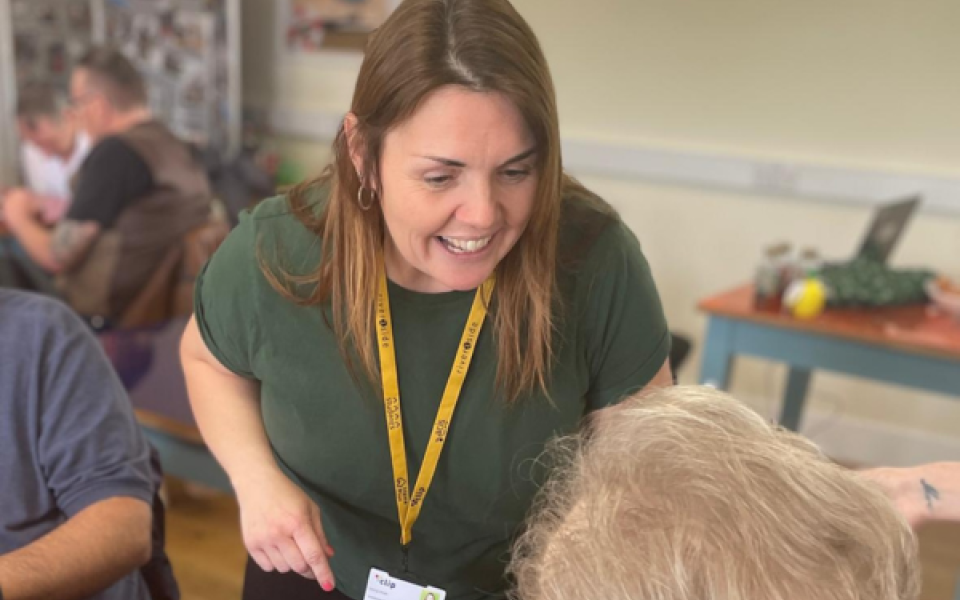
left=376, top=267, right=495, bottom=547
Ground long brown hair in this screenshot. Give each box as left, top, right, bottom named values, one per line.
left=263, top=0, right=565, bottom=402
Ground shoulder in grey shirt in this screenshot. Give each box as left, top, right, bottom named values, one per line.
left=0, top=289, right=154, bottom=600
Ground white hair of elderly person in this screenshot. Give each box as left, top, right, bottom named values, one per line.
left=510, top=385, right=920, bottom=600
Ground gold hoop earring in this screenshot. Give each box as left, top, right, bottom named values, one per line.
left=357, top=186, right=376, bottom=211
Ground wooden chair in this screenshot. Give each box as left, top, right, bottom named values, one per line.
left=118, top=215, right=230, bottom=328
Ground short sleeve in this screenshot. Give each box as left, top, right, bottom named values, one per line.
left=21, top=144, right=45, bottom=195
left=67, top=137, right=153, bottom=228
left=35, top=297, right=155, bottom=516
left=194, top=209, right=262, bottom=378
left=580, top=219, right=670, bottom=410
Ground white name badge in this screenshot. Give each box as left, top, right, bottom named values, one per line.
left=363, top=568, right=447, bottom=600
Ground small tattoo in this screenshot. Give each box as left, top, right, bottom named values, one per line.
left=51, top=219, right=99, bottom=267
left=921, top=479, right=940, bottom=512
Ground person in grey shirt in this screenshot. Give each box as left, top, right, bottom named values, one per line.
left=0, top=289, right=172, bottom=600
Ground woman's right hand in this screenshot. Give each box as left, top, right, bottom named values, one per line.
left=180, top=318, right=337, bottom=588
left=235, top=468, right=337, bottom=590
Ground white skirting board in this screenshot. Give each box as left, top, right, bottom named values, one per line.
left=269, top=107, right=960, bottom=216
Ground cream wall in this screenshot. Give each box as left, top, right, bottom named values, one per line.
left=242, top=0, right=960, bottom=460
left=528, top=0, right=960, bottom=174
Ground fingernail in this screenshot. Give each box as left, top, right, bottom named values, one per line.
left=322, top=580, right=334, bottom=592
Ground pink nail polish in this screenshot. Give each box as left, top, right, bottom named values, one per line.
left=322, top=581, right=334, bottom=592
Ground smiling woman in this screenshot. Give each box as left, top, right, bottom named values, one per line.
left=179, top=1, right=673, bottom=599
left=349, top=86, right=538, bottom=294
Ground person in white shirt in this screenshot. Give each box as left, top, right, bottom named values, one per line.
left=2, top=81, right=91, bottom=224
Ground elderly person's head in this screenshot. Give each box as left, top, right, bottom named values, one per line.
left=69, top=46, right=149, bottom=140
left=512, top=386, right=919, bottom=600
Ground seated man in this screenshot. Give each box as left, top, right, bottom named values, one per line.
left=1, top=46, right=211, bottom=323
left=512, top=386, right=920, bottom=600
left=3, top=81, right=92, bottom=223
left=0, top=289, right=176, bottom=600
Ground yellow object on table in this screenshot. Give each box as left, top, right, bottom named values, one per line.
left=783, top=278, right=828, bottom=319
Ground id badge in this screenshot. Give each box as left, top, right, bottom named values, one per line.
left=363, top=568, right=447, bottom=600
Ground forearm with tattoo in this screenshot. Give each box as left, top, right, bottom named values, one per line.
left=50, top=220, right=100, bottom=270
left=861, top=462, right=960, bottom=527
left=910, top=463, right=959, bottom=525
left=920, top=479, right=940, bottom=513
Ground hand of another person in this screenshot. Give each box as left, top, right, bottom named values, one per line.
left=860, top=467, right=927, bottom=527
left=861, top=463, right=960, bottom=527
left=1, top=188, right=42, bottom=226
left=38, top=195, right=69, bottom=225
left=234, top=467, right=337, bottom=590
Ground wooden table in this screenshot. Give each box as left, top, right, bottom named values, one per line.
left=698, top=285, right=960, bottom=431
left=700, top=284, right=960, bottom=599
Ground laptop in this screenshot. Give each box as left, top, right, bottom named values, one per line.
left=855, top=195, right=921, bottom=264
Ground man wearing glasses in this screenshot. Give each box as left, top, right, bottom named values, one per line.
left=0, top=46, right=211, bottom=326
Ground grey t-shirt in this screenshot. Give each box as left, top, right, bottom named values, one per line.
left=0, top=290, right=154, bottom=600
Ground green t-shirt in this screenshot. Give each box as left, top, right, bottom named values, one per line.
left=195, top=191, right=669, bottom=600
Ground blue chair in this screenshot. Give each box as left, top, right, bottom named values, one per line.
left=99, top=316, right=232, bottom=492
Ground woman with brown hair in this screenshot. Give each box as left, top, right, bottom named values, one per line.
left=180, top=0, right=671, bottom=598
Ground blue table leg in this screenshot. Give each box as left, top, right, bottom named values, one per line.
left=780, top=367, right=812, bottom=431
left=700, top=317, right=736, bottom=390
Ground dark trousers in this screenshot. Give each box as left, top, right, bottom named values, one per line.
left=243, top=557, right=354, bottom=600
left=142, top=488, right=180, bottom=600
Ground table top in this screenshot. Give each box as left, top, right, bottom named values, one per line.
left=699, top=284, right=960, bottom=361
